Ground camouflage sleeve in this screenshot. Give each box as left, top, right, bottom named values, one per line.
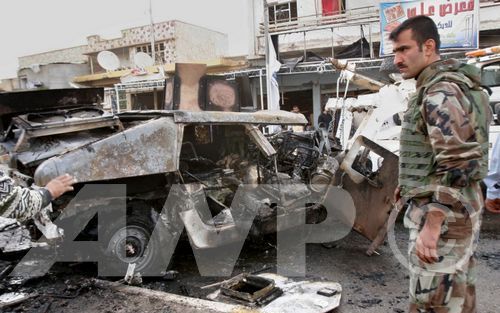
left=421, top=81, right=483, bottom=204
left=0, top=171, right=52, bottom=222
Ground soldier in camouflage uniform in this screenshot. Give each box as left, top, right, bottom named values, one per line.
left=390, top=16, right=492, bottom=312
left=0, top=154, right=76, bottom=222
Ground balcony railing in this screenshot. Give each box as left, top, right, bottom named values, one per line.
left=259, top=6, right=379, bottom=37
left=259, top=1, right=500, bottom=37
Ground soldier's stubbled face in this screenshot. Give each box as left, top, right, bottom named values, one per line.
left=392, top=29, right=439, bottom=79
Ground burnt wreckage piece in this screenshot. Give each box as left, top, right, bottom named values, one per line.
left=0, top=72, right=397, bottom=274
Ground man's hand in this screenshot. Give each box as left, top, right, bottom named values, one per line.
left=416, top=223, right=441, bottom=263
left=485, top=198, right=500, bottom=214
left=45, top=174, right=76, bottom=199
left=415, top=209, right=446, bottom=264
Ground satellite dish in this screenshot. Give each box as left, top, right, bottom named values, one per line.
left=134, top=52, right=154, bottom=68
left=97, top=51, right=120, bottom=71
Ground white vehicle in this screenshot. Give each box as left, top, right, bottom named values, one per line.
left=325, top=52, right=500, bottom=166
left=467, top=45, right=500, bottom=125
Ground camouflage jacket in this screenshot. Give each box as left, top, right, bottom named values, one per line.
left=399, top=59, right=492, bottom=212
left=0, top=167, right=52, bottom=222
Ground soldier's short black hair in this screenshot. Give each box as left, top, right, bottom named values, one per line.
left=389, top=15, right=440, bottom=53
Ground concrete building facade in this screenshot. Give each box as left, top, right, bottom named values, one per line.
left=250, top=0, right=378, bottom=57
left=250, top=0, right=500, bottom=57
left=0, top=78, right=19, bottom=92
left=74, top=20, right=230, bottom=111
left=85, top=20, right=228, bottom=74
left=11, top=19, right=228, bottom=94
left=244, top=0, right=500, bottom=127
left=17, top=45, right=90, bottom=90
left=18, top=63, right=91, bottom=89
left=10, top=19, right=231, bottom=114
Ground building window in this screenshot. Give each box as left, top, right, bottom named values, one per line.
left=322, top=0, right=345, bottom=16
left=19, top=76, right=28, bottom=89
left=135, top=42, right=167, bottom=63
left=269, top=1, right=298, bottom=24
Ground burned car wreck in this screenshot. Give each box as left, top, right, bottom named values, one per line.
left=0, top=87, right=397, bottom=275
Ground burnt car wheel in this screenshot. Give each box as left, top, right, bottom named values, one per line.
left=102, top=211, right=168, bottom=276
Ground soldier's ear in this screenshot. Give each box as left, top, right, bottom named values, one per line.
left=423, top=39, right=437, bottom=56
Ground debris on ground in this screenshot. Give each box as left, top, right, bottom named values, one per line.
left=0, top=217, right=35, bottom=253
left=162, top=270, right=179, bottom=281
left=258, top=273, right=342, bottom=313
left=0, top=292, right=38, bottom=310
left=92, top=279, right=248, bottom=313
left=207, top=273, right=342, bottom=313
left=123, top=263, right=142, bottom=286
left=479, top=252, right=500, bottom=270
left=219, top=273, right=282, bottom=305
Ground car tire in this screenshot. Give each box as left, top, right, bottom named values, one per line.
left=100, top=204, right=170, bottom=277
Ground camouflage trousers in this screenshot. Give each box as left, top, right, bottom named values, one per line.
left=405, top=204, right=481, bottom=313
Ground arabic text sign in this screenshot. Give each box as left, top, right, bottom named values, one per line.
left=380, top=0, right=479, bottom=56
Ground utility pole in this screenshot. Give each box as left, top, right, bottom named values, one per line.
left=149, top=0, right=156, bottom=64
left=263, top=0, right=271, bottom=110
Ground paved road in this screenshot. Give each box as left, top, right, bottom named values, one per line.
left=2, top=213, right=499, bottom=312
